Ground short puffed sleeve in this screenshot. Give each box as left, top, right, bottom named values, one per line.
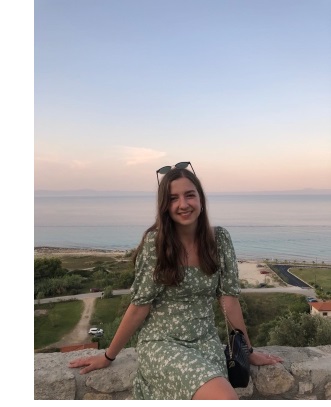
left=130, top=231, right=165, bottom=305
left=215, top=226, right=241, bottom=298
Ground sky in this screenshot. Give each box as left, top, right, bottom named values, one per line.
left=34, top=0, right=331, bottom=193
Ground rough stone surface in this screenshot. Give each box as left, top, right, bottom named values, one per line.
left=85, top=348, right=138, bottom=393
left=235, top=378, right=254, bottom=398
left=251, top=363, right=295, bottom=395
left=34, top=353, right=76, bottom=400
left=34, top=346, right=331, bottom=400
left=298, top=381, right=313, bottom=394
left=325, top=382, right=331, bottom=400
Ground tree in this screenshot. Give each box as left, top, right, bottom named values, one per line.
left=267, top=313, right=331, bottom=346
left=34, top=257, right=66, bottom=281
left=255, top=319, right=279, bottom=346
left=34, top=265, right=84, bottom=298
left=102, top=286, right=114, bottom=299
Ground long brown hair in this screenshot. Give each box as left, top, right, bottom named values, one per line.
left=133, top=168, right=219, bottom=286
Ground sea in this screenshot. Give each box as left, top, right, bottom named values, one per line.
left=34, top=193, right=331, bottom=263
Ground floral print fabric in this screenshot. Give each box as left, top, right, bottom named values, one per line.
left=130, top=226, right=240, bottom=399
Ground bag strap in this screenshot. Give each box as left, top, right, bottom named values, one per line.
left=221, top=278, right=236, bottom=359
left=215, top=226, right=234, bottom=359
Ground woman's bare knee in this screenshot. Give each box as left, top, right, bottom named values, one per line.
left=192, top=377, right=238, bottom=400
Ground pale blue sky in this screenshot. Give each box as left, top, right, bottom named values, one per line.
left=34, top=0, right=331, bottom=193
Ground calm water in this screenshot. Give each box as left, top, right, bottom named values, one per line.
left=34, top=194, right=331, bottom=263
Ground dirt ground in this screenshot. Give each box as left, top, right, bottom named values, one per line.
left=44, top=297, right=96, bottom=349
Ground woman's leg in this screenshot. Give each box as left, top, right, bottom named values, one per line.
left=192, top=377, right=238, bottom=400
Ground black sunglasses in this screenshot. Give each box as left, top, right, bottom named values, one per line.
left=156, top=161, right=196, bottom=185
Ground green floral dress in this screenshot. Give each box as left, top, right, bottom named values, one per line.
left=130, top=226, right=240, bottom=400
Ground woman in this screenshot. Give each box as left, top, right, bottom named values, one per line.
left=69, top=162, right=282, bottom=400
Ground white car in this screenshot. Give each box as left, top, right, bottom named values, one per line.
left=88, top=328, right=104, bottom=335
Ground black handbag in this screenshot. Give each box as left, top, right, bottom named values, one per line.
left=216, top=227, right=250, bottom=388
left=224, top=328, right=250, bottom=388
left=220, top=286, right=250, bottom=388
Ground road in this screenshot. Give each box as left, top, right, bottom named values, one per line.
left=34, top=286, right=316, bottom=305
left=34, top=289, right=130, bottom=304
left=271, top=264, right=312, bottom=288
left=243, top=286, right=315, bottom=296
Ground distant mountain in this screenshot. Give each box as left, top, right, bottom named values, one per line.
left=34, top=188, right=331, bottom=197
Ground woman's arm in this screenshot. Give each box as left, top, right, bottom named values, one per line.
left=219, top=295, right=252, bottom=348
left=106, top=303, right=150, bottom=358
left=68, top=303, right=150, bottom=374
left=219, top=295, right=283, bottom=366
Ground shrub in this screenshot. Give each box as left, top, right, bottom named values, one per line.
left=268, top=313, right=331, bottom=346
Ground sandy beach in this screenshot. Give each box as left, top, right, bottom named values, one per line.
left=34, top=247, right=278, bottom=286
left=237, top=260, right=276, bottom=285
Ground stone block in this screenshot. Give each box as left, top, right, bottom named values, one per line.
left=251, top=363, right=295, bottom=395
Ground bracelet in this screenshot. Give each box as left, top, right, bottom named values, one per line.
left=248, top=347, right=254, bottom=354
left=104, top=351, right=116, bottom=362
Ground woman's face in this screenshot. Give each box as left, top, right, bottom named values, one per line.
left=168, top=177, right=201, bottom=229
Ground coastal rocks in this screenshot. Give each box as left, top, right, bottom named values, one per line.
left=34, top=346, right=331, bottom=400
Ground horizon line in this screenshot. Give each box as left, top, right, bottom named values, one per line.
left=35, top=187, right=331, bottom=196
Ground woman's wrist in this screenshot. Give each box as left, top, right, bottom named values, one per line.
left=104, top=351, right=116, bottom=362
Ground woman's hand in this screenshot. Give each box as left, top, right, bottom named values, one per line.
left=249, top=350, right=283, bottom=366
left=68, top=354, right=111, bottom=374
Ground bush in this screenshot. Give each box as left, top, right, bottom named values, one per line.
left=102, top=286, right=114, bottom=299
left=268, top=313, right=331, bottom=346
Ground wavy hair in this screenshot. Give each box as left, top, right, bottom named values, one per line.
left=133, top=168, right=219, bottom=286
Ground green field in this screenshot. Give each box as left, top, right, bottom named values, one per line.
left=34, top=300, right=83, bottom=350
left=34, top=295, right=131, bottom=351
left=61, top=256, right=133, bottom=272
left=290, top=267, right=331, bottom=292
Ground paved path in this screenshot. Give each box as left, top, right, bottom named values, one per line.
left=34, top=289, right=130, bottom=304
left=243, top=286, right=315, bottom=296
left=35, top=285, right=315, bottom=305
left=271, top=264, right=311, bottom=288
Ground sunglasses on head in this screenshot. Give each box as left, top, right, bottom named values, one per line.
left=156, top=161, right=196, bottom=185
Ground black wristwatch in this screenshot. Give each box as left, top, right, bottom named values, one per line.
left=248, top=347, right=254, bottom=354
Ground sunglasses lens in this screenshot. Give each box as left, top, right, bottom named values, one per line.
left=175, top=162, right=190, bottom=169
left=157, top=166, right=172, bottom=174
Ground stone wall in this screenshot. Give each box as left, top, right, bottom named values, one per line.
left=34, top=345, right=331, bottom=400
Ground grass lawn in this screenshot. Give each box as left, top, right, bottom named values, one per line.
left=289, top=267, right=331, bottom=292
left=34, top=300, right=83, bottom=350
left=90, top=295, right=131, bottom=326
left=34, top=295, right=131, bottom=350
left=52, top=255, right=133, bottom=271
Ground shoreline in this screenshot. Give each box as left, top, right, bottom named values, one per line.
left=34, top=246, right=328, bottom=264
left=35, top=246, right=330, bottom=287
left=34, top=247, right=273, bottom=285
left=34, top=246, right=128, bottom=256
left=33, top=246, right=271, bottom=262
